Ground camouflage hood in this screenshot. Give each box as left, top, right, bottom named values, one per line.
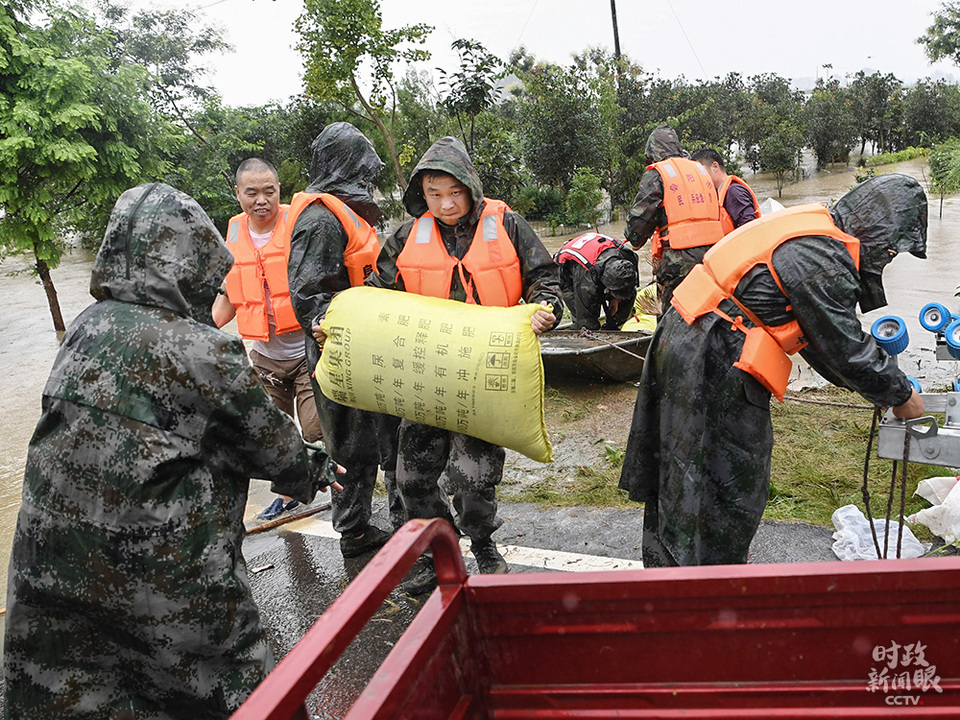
left=830, top=173, right=928, bottom=313
left=89, top=182, right=232, bottom=325
left=402, top=136, right=485, bottom=222
left=645, top=124, right=685, bottom=164
left=306, top=121, right=385, bottom=225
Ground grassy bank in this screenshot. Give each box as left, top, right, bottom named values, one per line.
left=502, top=385, right=945, bottom=532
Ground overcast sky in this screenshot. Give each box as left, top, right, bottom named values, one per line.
left=174, top=0, right=958, bottom=107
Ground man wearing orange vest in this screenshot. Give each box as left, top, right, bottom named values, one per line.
left=213, top=158, right=324, bottom=521
left=690, top=148, right=760, bottom=234
left=287, top=122, right=401, bottom=559
left=624, top=124, right=724, bottom=307
left=619, top=174, right=927, bottom=568
left=369, top=136, right=563, bottom=593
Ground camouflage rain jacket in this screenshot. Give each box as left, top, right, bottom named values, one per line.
left=369, top=136, right=564, bottom=318
left=619, top=174, right=927, bottom=568
left=4, top=183, right=324, bottom=719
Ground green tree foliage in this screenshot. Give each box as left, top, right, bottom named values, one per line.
left=804, top=78, right=857, bottom=169
left=437, top=39, right=503, bottom=152
left=759, top=122, right=805, bottom=198
left=510, top=51, right=610, bottom=191
left=0, top=2, right=174, bottom=332
left=903, top=79, right=960, bottom=146
left=565, top=168, right=603, bottom=229
left=738, top=73, right=803, bottom=174
left=929, top=137, right=960, bottom=216
left=468, top=112, right=524, bottom=207
left=848, top=71, right=903, bottom=154
left=295, top=0, right=431, bottom=189
left=919, top=1, right=960, bottom=67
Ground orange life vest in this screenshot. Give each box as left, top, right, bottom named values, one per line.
left=555, top=233, right=625, bottom=268
left=718, top=175, right=761, bottom=235
left=671, top=203, right=860, bottom=401
left=287, top=192, right=380, bottom=287
left=650, top=157, right=724, bottom=250
left=396, top=198, right=522, bottom=307
left=223, top=207, right=301, bottom=342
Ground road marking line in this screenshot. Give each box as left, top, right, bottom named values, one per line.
left=263, top=514, right=644, bottom=571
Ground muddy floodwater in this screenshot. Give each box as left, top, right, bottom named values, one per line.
left=1, top=156, right=959, bottom=633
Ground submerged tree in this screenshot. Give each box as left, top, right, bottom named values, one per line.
left=295, top=0, right=431, bottom=189
left=929, top=137, right=960, bottom=217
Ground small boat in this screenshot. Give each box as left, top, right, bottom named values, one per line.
left=540, top=326, right=653, bottom=382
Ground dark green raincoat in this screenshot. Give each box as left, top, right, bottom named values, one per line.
left=369, top=136, right=563, bottom=542
left=619, top=174, right=928, bottom=567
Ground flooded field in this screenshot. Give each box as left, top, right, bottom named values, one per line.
left=1, top=155, right=959, bottom=631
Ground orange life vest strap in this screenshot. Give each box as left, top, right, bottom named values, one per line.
left=287, top=192, right=380, bottom=287
left=671, top=203, right=861, bottom=400
left=718, top=175, right=761, bottom=235
left=398, top=199, right=522, bottom=306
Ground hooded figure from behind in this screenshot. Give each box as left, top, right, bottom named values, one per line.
left=4, top=182, right=335, bottom=719
left=619, top=173, right=927, bottom=569
left=286, top=121, right=402, bottom=555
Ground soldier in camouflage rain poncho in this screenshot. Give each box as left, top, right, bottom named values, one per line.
left=287, top=122, right=403, bottom=553
left=4, top=183, right=336, bottom=719
left=369, top=136, right=563, bottom=587
left=619, top=174, right=927, bottom=567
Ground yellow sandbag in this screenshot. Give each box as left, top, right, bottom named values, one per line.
left=621, top=283, right=659, bottom=332
left=317, top=286, right=553, bottom=463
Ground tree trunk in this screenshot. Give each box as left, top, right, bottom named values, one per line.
left=350, top=76, right=407, bottom=190
left=35, top=253, right=66, bottom=336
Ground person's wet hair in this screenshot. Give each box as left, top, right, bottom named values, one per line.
left=235, top=157, right=279, bottom=185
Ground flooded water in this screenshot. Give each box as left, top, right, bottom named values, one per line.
left=0, top=156, right=958, bottom=625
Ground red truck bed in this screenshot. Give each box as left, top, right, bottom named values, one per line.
left=234, top=519, right=960, bottom=719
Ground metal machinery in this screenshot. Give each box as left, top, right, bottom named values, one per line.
left=874, top=304, right=960, bottom=467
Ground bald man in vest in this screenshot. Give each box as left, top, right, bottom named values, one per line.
left=624, top=124, right=724, bottom=307
left=213, top=158, right=323, bottom=521
left=690, top=148, right=760, bottom=234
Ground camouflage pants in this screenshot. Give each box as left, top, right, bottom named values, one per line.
left=395, top=420, right=504, bottom=542
left=4, top=507, right=271, bottom=720
left=657, top=245, right=709, bottom=307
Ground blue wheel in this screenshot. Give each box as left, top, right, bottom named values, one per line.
left=920, top=302, right=952, bottom=333
left=871, top=315, right=909, bottom=355
left=945, top=319, right=960, bottom=360
left=908, top=376, right=922, bottom=393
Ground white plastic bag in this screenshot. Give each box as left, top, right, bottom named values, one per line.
left=831, top=504, right=926, bottom=560
left=915, top=475, right=959, bottom=505
left=909, top=480, right=960, bottom=544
